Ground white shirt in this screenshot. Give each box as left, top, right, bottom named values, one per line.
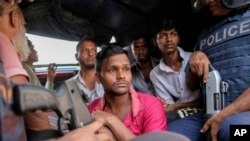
left=150, top=47, right=200, bottom=104
left=69, top=71, right=104, bottom=102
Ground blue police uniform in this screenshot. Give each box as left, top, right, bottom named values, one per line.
left=197, top=8, right=250, bottom=141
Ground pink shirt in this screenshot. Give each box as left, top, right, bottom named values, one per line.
left=0, top=32, right=27, bottom=78
left=88, top=88, right=168, bottom=135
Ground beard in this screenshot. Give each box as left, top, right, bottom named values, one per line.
left=12, top=25, right=30, bottom=62
left=80, top=61, right=95, bottom=69
left=137, top=55, right=150, bottom=63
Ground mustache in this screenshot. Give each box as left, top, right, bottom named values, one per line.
left=114, top=80, right=129, bottom=85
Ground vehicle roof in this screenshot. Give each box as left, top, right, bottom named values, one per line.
left=19, top=0, right=212, bottom=51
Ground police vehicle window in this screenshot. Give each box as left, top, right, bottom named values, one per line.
left=26, top=33, right=78, bottom=65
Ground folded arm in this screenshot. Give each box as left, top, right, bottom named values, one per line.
left=92, top=110, right=135, bottom=141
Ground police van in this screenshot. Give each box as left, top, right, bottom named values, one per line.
left=3, top=0, right=250, bottom=140
left=19, top=0, right=209, bottom=85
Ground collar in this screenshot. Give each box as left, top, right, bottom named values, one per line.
left=95, top=88, right=142, bottom=118
left=159, top=46, right=185, bottom=72
left=132, top=57, right=159, bottom=71
left=73, top=71, right=101, bottom=86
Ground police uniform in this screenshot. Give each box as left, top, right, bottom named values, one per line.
left=198, top=8, right=250, bottom=106
left=197, top=7, right=250, bottom=141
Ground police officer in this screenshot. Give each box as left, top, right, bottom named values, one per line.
left=189, top=0, right=250, bottom=141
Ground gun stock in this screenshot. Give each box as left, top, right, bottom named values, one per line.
left=12, top=80, right=93, bottom=132
left=204, top=65, right=222, bottom=118
left=203, top=65, right=229, bottom=141
left=12, top=84, right=58, bottom=115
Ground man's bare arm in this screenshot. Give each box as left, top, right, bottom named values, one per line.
left=92, top=111, right=135, bottom=141
left=189, top=51, right=210, bottom=83
left=47, top=121, right=112, bottom=141
left=166, top=98, right=203, bottom=112
left=201, top=88, right=250, bottom=141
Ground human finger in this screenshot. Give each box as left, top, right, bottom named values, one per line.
left=82, top=121, right=104, bottom=132
left=96, top=133, right=113, bottom=141
left=92, top=111, right=108, bottom=125
left=98, top=126, right=116, bottom=141
left=200, top=121, right=211, bottom=133
left=189, top=52, right=200, bottom=74
left=196, top=61, right=204, bottom=78
left=210, top=122, right=220, bottom=141
left=158, top=99, right=167, bottom=109
left=202, top=62, right=210, bottom=83
left=190, top=60, right=202, bottom=76
left=189, top=66, right=198, bottom=77
left=49, top=67, right=56, bottom=73
left=161, top=99, right=166, bottom=105
left=211, top=130, right=218, bottom=141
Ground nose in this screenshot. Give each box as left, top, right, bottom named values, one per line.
left=166, top=35, right=172, bottom=42
left=116, top=69, right=125, bottom=80
left=138, top=47, right=144, bottom=53
left=88, top=50, right=96, bottom=56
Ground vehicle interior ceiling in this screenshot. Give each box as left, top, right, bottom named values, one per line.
left=19, top=0, right=213, bottom=85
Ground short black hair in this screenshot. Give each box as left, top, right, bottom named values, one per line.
left=95, top=45, right=128, bottom=73
left=130, top=33, right=151, bottom=47
left=154, top=18, right=181, bottom=36
left=76, top=37, right=97, bottom=52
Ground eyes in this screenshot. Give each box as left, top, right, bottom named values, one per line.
left=133, top=46, right=147, bottom=52
left=107, top=67, right=130, bottom=73
left=159, top=32, right=178, bottom=39
left=80, top=48, right=97, bottom=54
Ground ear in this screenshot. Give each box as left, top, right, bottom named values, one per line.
left=75, top=53, right=79, bottom=61
left=152, top=36, right=157, bottom=47
left=9, top=11, right=19, bottom=28
left=95, top=73, right=101, bottom=83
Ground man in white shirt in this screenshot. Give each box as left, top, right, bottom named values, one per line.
left=150, top=18, right=204, bottom=141
left=69, top=37, right=104, bottom=103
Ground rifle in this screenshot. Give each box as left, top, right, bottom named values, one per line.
left=12, top=80, right=93, bottom=132
left=203, top=64, right=229, bottom=141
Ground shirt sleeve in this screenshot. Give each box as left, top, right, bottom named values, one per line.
left=0, top=32, right=28, bottom=78
left=45, top=81, right=54, bottom=90
left=143, top=97, right=168, bottom=132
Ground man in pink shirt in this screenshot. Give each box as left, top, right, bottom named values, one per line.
left=0, top=32, right=27, bottom=79
left=88, top=46, right=167, bottom=136
left=0, top=1, right=54, bottom=140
